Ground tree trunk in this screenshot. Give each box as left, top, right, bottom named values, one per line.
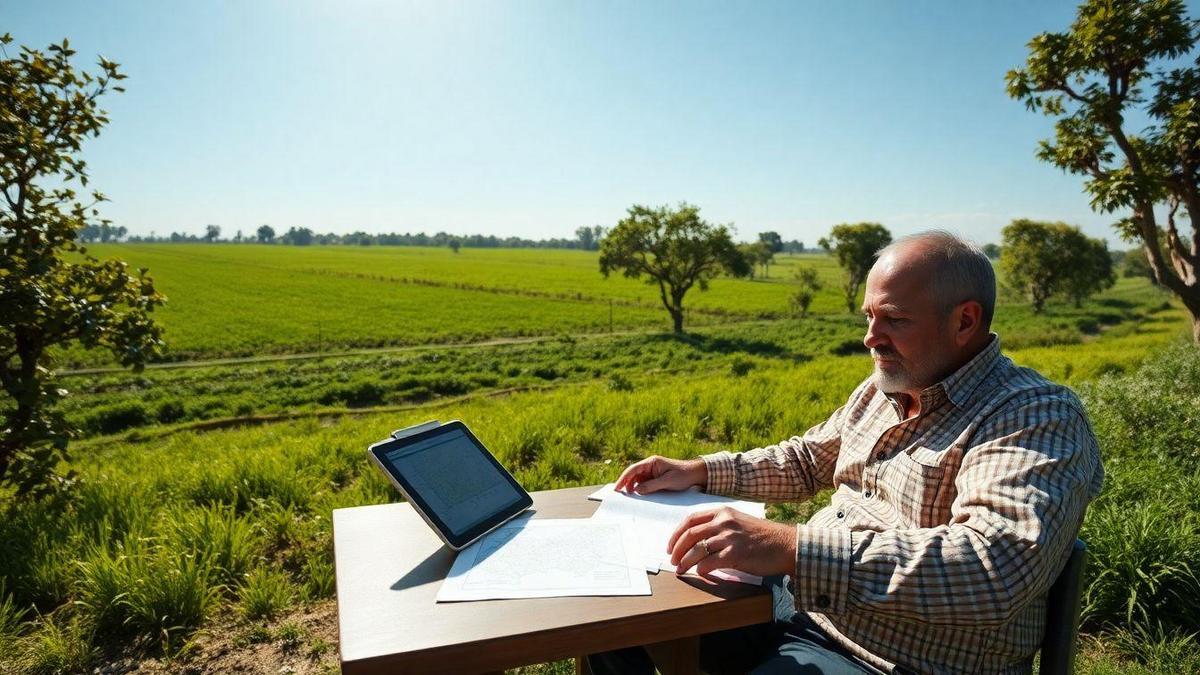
left=669, top=306, right=684, bottom=334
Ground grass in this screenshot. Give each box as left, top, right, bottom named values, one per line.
left=1, top=248, right=1194, bottom=672
left=64, top=244, right=1158, bottom=366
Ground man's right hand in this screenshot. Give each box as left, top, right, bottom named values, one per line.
left=613, top=455, right=708, bottom=495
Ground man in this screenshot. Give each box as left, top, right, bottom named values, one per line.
left=591, top=231, right=1104, bottom=674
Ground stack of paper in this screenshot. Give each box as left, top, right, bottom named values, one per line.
left=587, top=483, right=765, bottom=585
left=438, top=518, right=651, bottom=601
left=435, top=484, right=766, bottom=602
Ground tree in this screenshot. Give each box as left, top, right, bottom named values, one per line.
left=281, top=226, right=313, bottom=246
left=599, top=203, right=750, bottom=333
left=818, top=222, right=893, bottom=312
left=982, top=243, right=1002, bottom=260
left=1062, top=235, right=1116, bottom=307
left=1121, top=244, right=1159, bottom=283
left=739, top=241, right=774, bottom=279
left=758, top=231, right=783, bottom=253
left=449, top=238, right=461, bottom=253
left=753, top=241, right=775, bottom=278
left=203, top=224, right=220, bottom=242
left=256, top=224, right=275, bottom=243
left=1000, top=219, right=1113, bottom=312
left=574, top=225, right=605, bottom=251
left=1006, top=0, right=1200, bottom=343
left=1, top=35, right=164, bottom=494
left=789, top=266, right=823, bottom=318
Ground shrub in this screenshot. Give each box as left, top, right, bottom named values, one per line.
left=155, top=399, right=186, bottom=423
left=607, top=373, right=633, bottom=392
left=169, top=505, right=260, bottom=586
left=13, top=613, right=98, bottom=675
left=729, top=357, right=755, bottom=377
left=318, top=380, right=386, bottom=407
left=76, top=539, right=138, bottom=635
left=0, top=580, right=28, bottom=654
left=84, top=401, right=150, bottom=435
left=1081, top=495, right=1200, bottom=633
left=301, top=551, right=336, bottom=601
left=123, top=551, right=221, bottom=651
left=828, top=339, right=866, bottom=356
left=239, top=567, right=293, bottom=621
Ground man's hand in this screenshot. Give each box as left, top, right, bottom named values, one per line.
left=667, top=507, right=796, bottom=578
left=614, top=455, right=707, bottom=495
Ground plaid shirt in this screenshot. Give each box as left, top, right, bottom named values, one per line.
left=702, top=336, right=1104, bottom=674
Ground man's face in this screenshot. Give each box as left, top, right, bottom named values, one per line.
left=860, top=253, right=957, bottom=396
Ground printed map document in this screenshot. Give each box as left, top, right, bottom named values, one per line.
left=589, top=484, right=766, bottom=585
left=436, top=518, right=651, bottom=602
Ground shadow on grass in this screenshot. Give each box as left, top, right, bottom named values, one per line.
left=653, top=332, right=808, bottom=362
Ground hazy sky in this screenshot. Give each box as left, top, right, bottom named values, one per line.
left=5, top=1, right=1184, bottom=244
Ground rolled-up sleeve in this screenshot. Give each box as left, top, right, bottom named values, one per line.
left=701, top=383, right=858, bottom=501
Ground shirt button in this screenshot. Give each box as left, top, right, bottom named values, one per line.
left=836, top=511, right=845, bottom=518
left=863, top=491, right=872, bottom=499
left=816, top=595, right=831, bottom=609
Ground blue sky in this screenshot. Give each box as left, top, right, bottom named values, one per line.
left=4, top=1, right=1181, bottom=245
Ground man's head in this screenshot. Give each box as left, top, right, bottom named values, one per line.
left=861, top=231, right=995, bottom=397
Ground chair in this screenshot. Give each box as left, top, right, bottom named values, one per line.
left=1039, top=539, right=1088, bottom=675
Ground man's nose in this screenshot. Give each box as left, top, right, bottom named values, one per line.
left=863, top=319, right=888, bottom=351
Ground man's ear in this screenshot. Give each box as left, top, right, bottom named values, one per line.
left=953, top=301, right=983, bottom=347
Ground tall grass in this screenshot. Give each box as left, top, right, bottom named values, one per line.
left=0, top=284, right=1193, bottom=672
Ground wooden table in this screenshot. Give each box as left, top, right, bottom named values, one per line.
left=333, top=485, right=773, bottom=674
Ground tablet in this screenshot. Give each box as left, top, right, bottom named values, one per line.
left=367, top=420, right=533, bottom=550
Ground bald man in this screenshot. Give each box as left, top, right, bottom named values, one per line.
left=590, top=231, right=1104, bottom=674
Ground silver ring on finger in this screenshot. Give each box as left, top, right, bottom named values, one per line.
left=699, top=538, right=711, bottom=557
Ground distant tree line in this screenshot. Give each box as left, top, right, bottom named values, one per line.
left=105, top=224, right=615, bottom=251
left=90, top=222, right=811, bottom=257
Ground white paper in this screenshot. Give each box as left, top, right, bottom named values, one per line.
left=436, top=519, right=651, bottom=601
left=591, top=487, right=765, bottom=585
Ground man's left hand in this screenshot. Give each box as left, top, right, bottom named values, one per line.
left=667, top=507, right=796, bottom=578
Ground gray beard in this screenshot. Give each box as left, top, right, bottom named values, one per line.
left=873, top=364, right=916, bottom=394
left=872, top=353, right=952, bottom=395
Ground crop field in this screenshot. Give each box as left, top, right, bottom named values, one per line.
left=4, top=245, right=1196, bottom=674
left=70, top=244, right=1163, bottom=366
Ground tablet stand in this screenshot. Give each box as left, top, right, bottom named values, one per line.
left=390, top=419, right=441, bottom=441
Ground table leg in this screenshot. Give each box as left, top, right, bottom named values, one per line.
left=645, top=635, right=701, bottom=675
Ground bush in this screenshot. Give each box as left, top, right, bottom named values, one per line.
left=239, top=567, right=293, bottom=621
left=13, top=613, right=97, bottom=675
left=318, top=380, right=386, bottom=407
left=0, top=580, right=28, bottom=653
left=130, top=553, right=221, bottom=651
left=828, top=339, right=866, bottom=356
left=155, top=399, right=187, bottom=423
left=84, top=401, right=150, bottom=435
left=729, top=357, right=755, bottom=377
left=170, top=505, right=260, bottom=586
left=1080, top=494, right=1200, bottom=633
left=1077, top=343, right=1200, bottom=637
left=301, top=550, right=335, bottom=601
left=607, top=373, right=633, bottom=392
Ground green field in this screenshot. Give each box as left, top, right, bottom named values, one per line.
left=70, top=244, right=1163, bottom=367
left=4, top=244, right=1197, bottom=674
left=65, top=244, right=855, bottom=364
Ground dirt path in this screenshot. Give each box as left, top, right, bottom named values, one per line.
left=58, top=320, right=768, bottom=376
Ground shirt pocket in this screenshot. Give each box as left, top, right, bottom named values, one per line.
left=881, top=448, right=948, bottom=527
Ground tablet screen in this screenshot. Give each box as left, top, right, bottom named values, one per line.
left=379, top=426, right=525, bottom=537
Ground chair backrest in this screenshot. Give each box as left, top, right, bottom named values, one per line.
left=1039, top=539, right=1088, bottom=675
